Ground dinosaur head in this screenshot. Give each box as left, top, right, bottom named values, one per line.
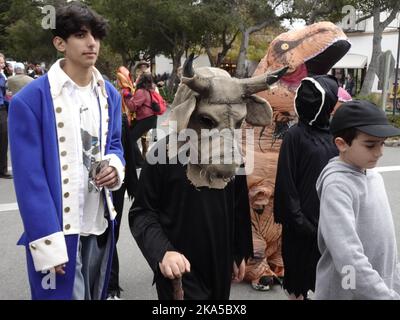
left=253, top=21, right=351, bottom=123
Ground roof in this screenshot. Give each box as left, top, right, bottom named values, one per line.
left=332, top=53, right=368, bottom=69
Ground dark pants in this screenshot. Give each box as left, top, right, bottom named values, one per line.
left=107, top=114, right=138, bottom=297
left=72, top=231, right=112, bottom=300
left=108, top=185, right=126, bottom=296
left=129, top=115, right=157, bottom=167
left=0, top=108, right=8, bottom=174
left=155, top=270, right=213, bottom=300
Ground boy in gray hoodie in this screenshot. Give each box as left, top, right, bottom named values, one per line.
left=315, top=100, right=400, bottom=299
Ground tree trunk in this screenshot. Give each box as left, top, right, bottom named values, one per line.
left=235, top=21, right=269, bottom=78
left=360, top=9, right=383, bottom=95
left=204, top=34, right=216, bottom=67
left=359, top=5, right=399, bottom=95
left=216, top=29, right=239, bottom=68
left=235, top=29, right=249, bottom=78
left=167, top=50, right=184, bottom=94
left=359, top=32, right=383, bottom=95
left=205, top=50, right=216, bottom=67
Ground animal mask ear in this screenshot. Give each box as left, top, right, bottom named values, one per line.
left=245, top=94, right=273, bottom=127
left=168, top=95, right=197, bottom=133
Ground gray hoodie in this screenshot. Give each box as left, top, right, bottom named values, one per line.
left=315, top=157, right=400, bottom=299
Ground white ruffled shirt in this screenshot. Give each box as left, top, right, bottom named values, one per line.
left=56, top=66, right=107, bottom=236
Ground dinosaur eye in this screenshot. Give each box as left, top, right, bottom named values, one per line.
left=281, top=43, right=289, bottom=50
left=199, top=115, right=216, bottom=129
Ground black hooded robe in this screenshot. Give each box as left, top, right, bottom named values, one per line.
left=273, top=75, right=339, bottom=298
left=129, top=145, right=253, bottom=300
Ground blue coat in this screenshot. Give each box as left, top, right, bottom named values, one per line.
left=8, top=74, right=124, bottom=299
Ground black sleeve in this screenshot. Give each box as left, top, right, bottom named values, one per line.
left=121, top=114, right=138, bottom=199
left=128, top=161, right=175, bottom=273
left=233, top=173, right=253, bottom=265
left=273, top=130, right=316, bottom=237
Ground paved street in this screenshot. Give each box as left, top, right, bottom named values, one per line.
left=1, top=115, right=399, bottom=299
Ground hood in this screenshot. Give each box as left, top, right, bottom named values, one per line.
left=316, top=156, right=365, bottom=197
left=294, top=74, right=338, bottom=130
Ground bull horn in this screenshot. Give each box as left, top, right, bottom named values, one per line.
left=181, top=53, right=210, bottom=95
left=182, top=76, right=210, bottom=96
left=239, top=66, right=289, bottom=95
left=183, top=53, right=195, bottom=78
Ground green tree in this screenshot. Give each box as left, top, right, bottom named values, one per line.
left=1, top=0, right=68, bottom=64
left=286, top=0, right=353, bottom=25
left=94, top=0, right=206, bottom=93
left=92, top=0, right=147, bottom=70
left=198, top=0, right=240, bottom=67
left=0, top=0, right=12, bottom=48
left=141, top=0, right=205, bottom=92
left=233, top=0, right=280, bottom=78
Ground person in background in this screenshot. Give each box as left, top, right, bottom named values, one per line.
left=27, top=64, right=35, bottom=78
left=332, top=87, right=352, bottom=115
left=134, top=60, right=150, bottom=87
left=4, top=62, right=14, bottom=78
left=107, top=66, right=139, bottom=300
left=33, top=63, right=45, bottom=79
left=123, top=72, right=158, bottom=168
left=344, top=73, right=355, bottom=96
left=0, top=53, right=12, bottom=179
left=7, top=63, right=34, bottom=95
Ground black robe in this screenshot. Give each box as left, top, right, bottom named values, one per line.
left=273, top=75, right=339, bottom=297
left=129, top=143, right=253, bottom=300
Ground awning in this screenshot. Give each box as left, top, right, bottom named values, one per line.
left=332, top=53, right=368, bottom=69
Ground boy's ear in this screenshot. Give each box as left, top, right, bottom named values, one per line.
left=53, top=36, right=66, bottom=53
left=334, top=137, right=348, bottom=152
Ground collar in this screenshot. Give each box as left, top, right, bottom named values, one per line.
left=47, top=59, right=108, bottom=99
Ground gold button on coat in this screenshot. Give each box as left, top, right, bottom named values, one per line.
left=45, top=240, right=51, bottom=245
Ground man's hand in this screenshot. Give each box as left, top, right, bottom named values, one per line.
left=159, top=251, right=191, bottom=279
left=232, top=259, right=245, bottom=283
left=54, top=264, right=66, bottom=275
left=96, top=165, right=119, bottom=188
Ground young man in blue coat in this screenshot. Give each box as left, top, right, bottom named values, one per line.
left=8, top=1, right=125, bottom=300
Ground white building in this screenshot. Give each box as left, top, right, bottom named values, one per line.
left=333, top=10, right=400, bottom=94
left=154, top=54, right=211, bottom=76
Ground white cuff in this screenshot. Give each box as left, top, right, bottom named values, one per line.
left=28, top=231, right=69, bottom=272
left=103, top=153, right=125, bottom=191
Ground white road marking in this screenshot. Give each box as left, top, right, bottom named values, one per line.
left=376, top=166, right=400, bottom=173
left=1, top=166, right=399, bottom=213
left=0, top=203, right=19, bottom=212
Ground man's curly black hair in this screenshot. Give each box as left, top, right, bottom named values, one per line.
left=51, top=1, right=108, bottom=40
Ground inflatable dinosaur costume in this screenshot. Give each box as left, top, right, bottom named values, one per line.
left=244, top=21, right=350, bottom=290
